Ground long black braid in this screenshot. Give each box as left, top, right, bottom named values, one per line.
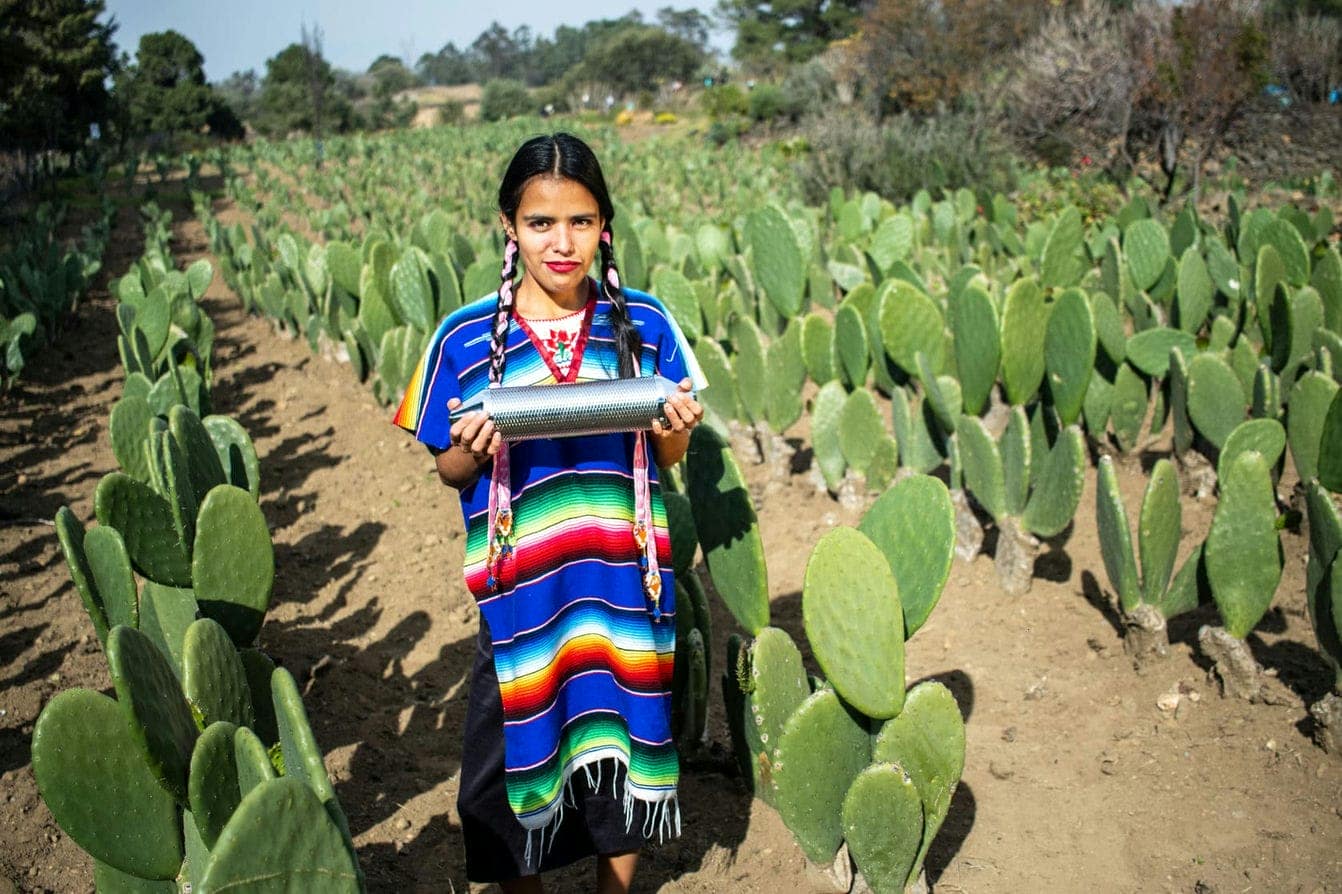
left=598, top=224, right=643, bottom=379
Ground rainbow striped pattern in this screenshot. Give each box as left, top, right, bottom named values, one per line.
left=391, top=285, right=704, bottom=835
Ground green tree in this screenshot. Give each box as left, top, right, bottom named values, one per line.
left=0, top=0, right=117, bottom=168
left=415, top=42, right=476, bottom=85
left=115, top=30, right=214, bottom=148
left=254, top=34, right=352, bottom=138
left=717, top=0, right=864, bottom=72
left=368, top=54, right=417, bottom=95
left=578, top=25, right=705, bottom=94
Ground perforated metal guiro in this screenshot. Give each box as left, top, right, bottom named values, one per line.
left=447, top=375, right=691, bottom=441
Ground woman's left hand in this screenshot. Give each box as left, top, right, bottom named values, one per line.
left=651, top=378, right=703, bottom=436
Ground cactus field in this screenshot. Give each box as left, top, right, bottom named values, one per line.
left=3, top=126, right=1342, bottom=892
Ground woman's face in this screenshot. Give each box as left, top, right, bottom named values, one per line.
left=503, top=175, right=604, bottom=307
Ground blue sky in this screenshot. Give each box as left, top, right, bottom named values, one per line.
left=101, top=1, right=726, bottom=83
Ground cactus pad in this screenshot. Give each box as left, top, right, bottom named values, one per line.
left=233, top=724, right=277, bottom=796
left=872, top=680, right=966, bottom=888
left=842, top=763, right=923, bottom=894
left=95, top=472, right=192, bottom=586
left=859, top=475, right=954, bottom=638
left=1205, top=451, right=1282, bottom=638
left=949, top=284, right=1000, bottom=416
left=169, top=406, right=227, bottom=504
left=196, top=777, right=360, bottom=894
left=811, top=381, right=848, bottom=493
left=839, top=387, right=887, bottom=477
left=1000, top=277, right=1049, bottom=406
left=1095, top=456, right=1141, bottom=613
left=1186, top=352, right=1246, bottom=450
left=189, top=721, right=243, bottom=849
left=1124, top=218, right=1170, bottom=293
left=1321, top=390, right=1342, bottom=494
left=107, top=625, right=200, bottom=804
left=54, top=506, right=109, bottom=644
left=748, top=205, right=805, bottom=318
left=109, top=395, right=154, bottom=481
left=832, top=302, right=869, bottom=389
left=771, top=688, right=872, bottom=865
left=1021, top=426, right=1086, bottom=538
left=663, top=491, right=698, bottom=578
left=192, top=484, right=274, bottom=646
left=803, top=527, right=904, bottom=718
left=32, top=688, right=183, bottom=880
left=183, top=618, right=256, bottom=729
left=202, top=415, right=261, bottom=500
left=686, top=425, right=770, bottom=634
left=139, top=581, right=201, bottom=677
left=1218, top=419, right=1286, bottom=484
left=878, top=280, right=945, bottom=377
left=956, top=415, right=1005, bottom=523
left=85, top=525, right=138, bottom=630
left=1288, top=372, right=1339, bottom=485
left=747, top=627, right=810, bottom=792
left=1043, top=288, right=1095, bottom=426
left=1139, top=459, right=1182, bottom=605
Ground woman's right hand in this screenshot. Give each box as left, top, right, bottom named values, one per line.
left=447, top=397, right=502, bottom=463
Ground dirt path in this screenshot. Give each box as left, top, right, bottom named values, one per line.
left=2, top=194, right=1340, bottom=893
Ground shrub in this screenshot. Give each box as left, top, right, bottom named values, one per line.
left=437, top=100, right=465, bottom=125
left=1269, top=12, right=1341, bottom=103
left=701, top=84, right=749, bottom=119
left=655, top=111, right=678, bottom=125
left=748, top=83, right=789, bottom=122
left=795, top=108, right=1018, bottom=203
left=780, top=61, right=836, bottom=117
left=479, top=79, right=532, bottom=122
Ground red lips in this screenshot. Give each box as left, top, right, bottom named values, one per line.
left=545, top=261, right=582, bottom=273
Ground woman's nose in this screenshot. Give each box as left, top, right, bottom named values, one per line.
left=552, top=225, right=574, bottom=253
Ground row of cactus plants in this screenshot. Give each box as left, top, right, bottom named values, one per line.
left=39, top=208, right=364, bottom=891
left=196, top=130, right=1342, bottom=715
left=1, top=198, right=113, bottom=390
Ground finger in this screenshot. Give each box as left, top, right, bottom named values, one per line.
left=486, top=431, right=502, bottom=456
left=447, top=397, right=461, bottom=409
left=678, top=377, right=693, bottom=392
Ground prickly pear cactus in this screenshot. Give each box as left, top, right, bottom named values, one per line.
left=858, top=475, right=954, bottom=638
left=109, top=394, right=154, bottom=481
left=1000, top=277, right=1049, bottom=406
left=748, top=204, right=805, bottom=318
left=1205, top=450, right=1282, bottom=640
left=189, top=721, right=243, bottom=849
left=107, top=625, right=200, bottom=804
left=196, top=777, right=362, bottom=894
left=95, top=472, right=193, bottom=587
left=1096, top=456, right=1141, bottom=613
left=803, top=527, right=904, bottom=718
left=1218, top=419, right=1286, bottom=484
left=202, top=415, right=261, bottom=500
left=745, top=627, right=810, bottom=797
left=685, top=425, right=770, bottom=634
left=183, top=618, right=256, bottom=729
left=31, top=688, right=184, bottom=880
left=1043, top=288, right=1095, bottom=426
left=192, top=484, right=275, bottom=646
left=948, top=284, right=1000, bottom=417
left=878, top=280, right=945, bottom=378
left=139, top=581, right=201, bottom=678
left=1021, top=426, right=1086, bottom=539
left=771, top=688, right=872, bottom=866
left=54, top=507, right=111, bottom=645
left=811, top=381, right=848, bottom=493
left=872, top=680, right=966, bottom=890
left=842, top=763, right=923, bottom=894
left=1186, top=352, right=1247, bottom=451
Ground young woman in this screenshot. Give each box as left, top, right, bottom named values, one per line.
left=392, top=132, right=706, bottom=893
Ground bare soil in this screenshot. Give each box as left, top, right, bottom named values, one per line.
left=2, top=194, right=1340, bottom=894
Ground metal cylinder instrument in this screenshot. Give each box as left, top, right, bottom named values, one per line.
left=448, top=375, right=691, bottom=441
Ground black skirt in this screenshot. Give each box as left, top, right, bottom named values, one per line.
left=457, top=621, right=650, bottom=883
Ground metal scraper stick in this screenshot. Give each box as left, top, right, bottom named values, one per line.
left=447, top=375, right=692, bottom=441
